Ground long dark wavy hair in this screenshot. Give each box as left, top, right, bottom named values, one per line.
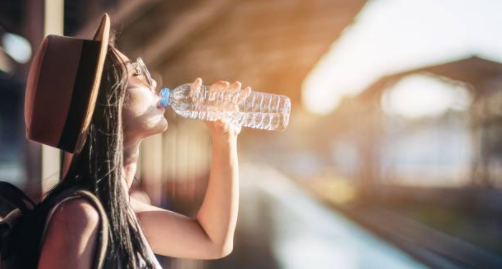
left=41, top=35, right=156, bottom=269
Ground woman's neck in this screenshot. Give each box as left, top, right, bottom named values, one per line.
left=123, top=139, right=141, bottom=194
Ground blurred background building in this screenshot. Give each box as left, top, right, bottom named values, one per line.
left=1, top=0, right=502, bottom=268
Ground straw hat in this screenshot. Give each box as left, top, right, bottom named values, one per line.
left=24, top=13, right=111, bottom=154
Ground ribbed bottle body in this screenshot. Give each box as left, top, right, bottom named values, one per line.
left=168, top=84, right=290, bottom=131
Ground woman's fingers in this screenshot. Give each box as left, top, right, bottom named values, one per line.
left=210, top=80, right=230, bottom=91
left=203, top=80, right=246, bottom=136
left=229, top=81, right=241, bottom=92
left=210, top=81, right=229, bottom=103
left=208, top=81, right=229, bottom=118
left=203, top=80, right=249, bottom=113
left=190, top=77, right=203, bottom=99
left=191, top=79, right=248, bottom=103
left=237, top=86, right=252, bottom=104
left=229, top=81, right=241, bottom=104
left=205, top=118, right=242, bottom=137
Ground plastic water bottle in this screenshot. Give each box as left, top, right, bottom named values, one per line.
left=159, top=84, right=291, bottom=131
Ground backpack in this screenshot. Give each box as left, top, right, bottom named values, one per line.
left=0, top=181, right=110, bottom=269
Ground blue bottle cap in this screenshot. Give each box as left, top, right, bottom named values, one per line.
left=160, top=87, right=170, bottom=107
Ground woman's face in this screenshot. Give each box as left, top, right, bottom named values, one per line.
left=115, top=49, right=168, bottom=142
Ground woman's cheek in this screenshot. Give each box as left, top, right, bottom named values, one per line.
left=125, top=89, right=152, bottom=116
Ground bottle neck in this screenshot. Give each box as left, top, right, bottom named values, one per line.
left=160, top=87, right=170, bottom=107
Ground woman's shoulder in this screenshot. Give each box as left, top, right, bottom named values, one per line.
left=38, top=197, right=102, bottom=269
left=42, top=184, right=102, bottom=215
left=42, top=195, right=102, bottom=245
left=51, top=197, right=101, bottom=227
left=39, top=186, right=104, bottom=244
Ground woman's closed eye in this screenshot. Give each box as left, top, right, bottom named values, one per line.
left=133, top=70, right=150, bottom=86
left=134, top=70, right=143, bottom=77
left=133, top=72, right=150, bottom=86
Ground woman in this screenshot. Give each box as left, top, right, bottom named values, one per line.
left=25, top=14, right=246, bottom=269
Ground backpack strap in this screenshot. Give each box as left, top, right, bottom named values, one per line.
left=39, top=189, right=110, bottom=269
left=0, top=182, right=35, bottom=213
left=0, top=208, right=22, bottom=252
left=0, top=181, right=36, bottom=252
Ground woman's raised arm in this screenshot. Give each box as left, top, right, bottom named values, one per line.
left=131, top=79, right=242, bottom=260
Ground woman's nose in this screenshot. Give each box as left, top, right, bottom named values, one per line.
left=152, top=79, right=158, bottom=91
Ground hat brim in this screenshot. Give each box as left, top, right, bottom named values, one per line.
left=73, top=13, right=111, bottom=154
left=62, top=13, right=110, bottom=178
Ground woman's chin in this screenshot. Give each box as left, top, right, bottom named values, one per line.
left=148, top=119, right=167, bottom=135
left=156, top=118, right=169, bottom=133
left=129, top=117, right=169, bottom=140
left=160, top=119, right=168, bottom=132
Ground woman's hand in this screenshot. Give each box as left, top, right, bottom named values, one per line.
left=190, top=78, right=251, bottom=143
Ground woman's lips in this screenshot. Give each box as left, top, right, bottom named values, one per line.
left=157, top=104, right=166, bottom=111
